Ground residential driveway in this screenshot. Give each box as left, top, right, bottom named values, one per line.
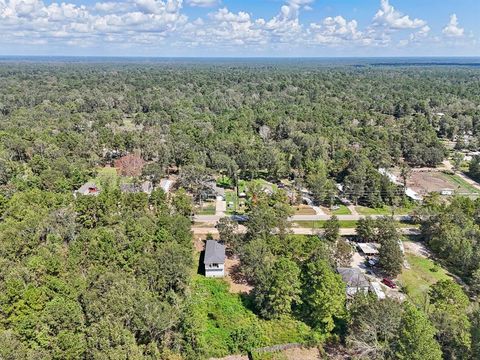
left=216, top=197, right=227, bottom=216
left=311, top=205, right=326, bottom=215
left=347, top=205, right=359, bottom=216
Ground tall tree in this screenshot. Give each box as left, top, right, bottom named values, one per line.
left=394, top=304, right=442, bottom=360
left=253, top=257, right=302, bottom=319
left=301, top=258, right=345, bottom=333
left=428, top=280, right=472, bottom=360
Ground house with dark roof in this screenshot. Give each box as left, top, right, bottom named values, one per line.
left=204, top=240, right=226, bottom=278
left=337, top=267, right=370, bottom=297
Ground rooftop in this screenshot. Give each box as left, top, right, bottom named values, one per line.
left=337, top=267, right=370, bottom=289
left=357, top=243, right=379, bottom=255
left=204, top=240, right=226, bottom=265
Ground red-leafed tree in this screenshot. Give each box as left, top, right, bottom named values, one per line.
left=114, top=154, right=145, bottom=177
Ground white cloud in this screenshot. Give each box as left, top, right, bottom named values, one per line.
left=0, top=0, right=475, bottom=55
left=186, top=0, right=218, bottom=7
left=443, top=14, right=464, bottom=37
left=210, top=7, right=250, bottom=23
left=373, top=0, right=426, bottom=29
left=309, top=16, right=362, bottom=45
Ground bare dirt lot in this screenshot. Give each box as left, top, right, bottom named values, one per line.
left=224, top=257, right=253, bottom=294
left=407, top=171, right=455, bottom=195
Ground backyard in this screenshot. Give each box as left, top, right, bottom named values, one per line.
left=398, top=244, right=451, bottom=305
left=189, top=276, right=314, bottom=359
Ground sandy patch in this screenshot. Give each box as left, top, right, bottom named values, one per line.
left=224, top=257, right=253, bottom=294
left=406, top=171, right=454, bottom=195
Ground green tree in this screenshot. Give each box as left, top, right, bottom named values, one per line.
left=172, top=189, right=193, bottom=217
left=216, top=217, right=239, bottom=251
left=379, top=235, right=403, bottom=277
left=429, top=280, right=472, bottom=360
left=394, top=304, right=442, bottom=360
left=451, top=152, right=464, bottom=172
left=323, top=215, right=340, bottom=243
left=254, top=257, right=302, bottom=319
left=356, top=216, right=377, bottom=242
left=301, top=258, right=345, bottom=332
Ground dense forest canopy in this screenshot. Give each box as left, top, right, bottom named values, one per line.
left=0, top=61, right=480, bottom=359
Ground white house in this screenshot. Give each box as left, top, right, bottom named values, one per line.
left=204, top=240, right=226, bottom=278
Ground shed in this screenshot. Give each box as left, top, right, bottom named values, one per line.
left=357, top=243, right=379, bottom=256
left=204, top=240, right=226, bottom=278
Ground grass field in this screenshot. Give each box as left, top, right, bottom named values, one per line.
left=197, top=203, right=216, bottom=215
left=398, top=253, right=451, bottom=305
left=331, top=205, right=351, bottom=215
left=189, top=276, right=314, bottom=358
left=91, top=166, right=119, bottom=189
left=442, top=173, right=480, bottom=194
left=356, top=205, right=413, bottom=216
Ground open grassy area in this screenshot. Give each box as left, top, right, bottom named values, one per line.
left=91, top=166, right=119, bottom=189
left=442, top=172, right=480, bottom=194
left=331, top=204, right=351, bottom=215
left=197, top=203, right=216, bottom=215
left=293, top=205, right=317, bottom=215
left=398, top=252, right=451, bottom=305
left=189, top=276, right=314, bottom=358
left=292, top=220, right=417, bottom=229
left=356, top=205, right=413, bottom=216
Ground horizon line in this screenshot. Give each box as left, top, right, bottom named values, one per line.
left=1, top=55, right=480, bottom=59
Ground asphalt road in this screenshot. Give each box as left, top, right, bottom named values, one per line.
left=194, top=213, right=412, bottom=223
left=191, top=226, right=421, bottom=236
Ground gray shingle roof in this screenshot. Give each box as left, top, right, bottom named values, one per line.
left=204, top=240, right=226, bottom=264
left=337, top=267, right=370, bottom=288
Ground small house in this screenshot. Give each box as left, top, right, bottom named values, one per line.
left=75, top=182, right=100, bottom=197
left=204, top=240, right=226, bottom=278
left=337, top=267, right=370, bottom=297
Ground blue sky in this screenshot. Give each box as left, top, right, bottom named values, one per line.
left=0, top=0, right=478, bottom=57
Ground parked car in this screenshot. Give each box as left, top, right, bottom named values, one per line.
left=231, top=214, right=249, bottom=223
left=382, top=278, right=397, bottom=289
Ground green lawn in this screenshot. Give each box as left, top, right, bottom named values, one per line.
left=91, top=167, right=119, bottom=189
left=189, top=276, right=314, bottom=358
left=331, top=205, right=351, bottom=215
left=225, top=190, right=244, bottom=214
left=292, top=220, right=416, bottom=229
left=398, top=252, right=451, bottom=305
left=356, top=205, right=413, bottom=216
left=442, top=173, right=480, bottom=194
left=197, top=203, right=216, bottom=215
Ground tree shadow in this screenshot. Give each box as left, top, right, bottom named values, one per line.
left=197, top=239, right=206, bottom=275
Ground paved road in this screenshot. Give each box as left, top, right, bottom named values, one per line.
left=191, top=226, right=420, bottom=236
left=194, top=213, right=412, bottom=223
